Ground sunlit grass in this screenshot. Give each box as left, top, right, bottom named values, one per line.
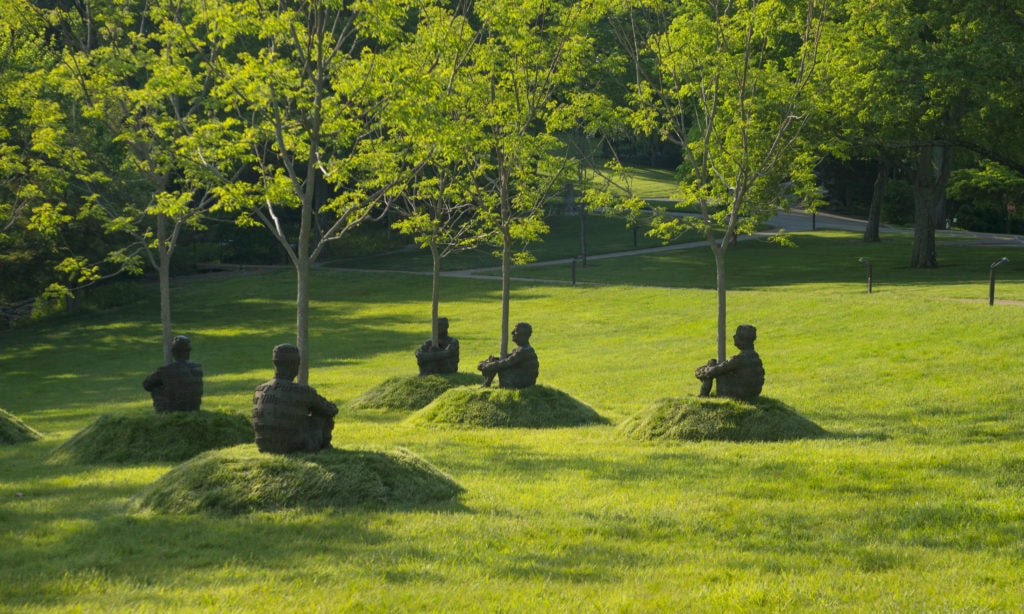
left=1, top=231, right=1022, bottom=610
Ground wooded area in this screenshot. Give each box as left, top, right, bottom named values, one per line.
left=2, top=0, right=1023, bottom=361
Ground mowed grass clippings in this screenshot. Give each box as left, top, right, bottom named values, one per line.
left=47, top=410, right=254, bottom=465
left=128, top=444, right=464, bottom=515
left=0, top=231, right=1022, bottom=611
left=346, top=372, right=483, bottom=411
left=408, top=384, right=608, bottom=428
left=0, top=407, right=43, bottom=444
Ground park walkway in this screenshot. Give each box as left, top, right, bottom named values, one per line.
left=423, top=210, right=875, bottom=284
left=189, top=209, right=1021, bottom=286
left=326, top=208, right=1022, bottom=285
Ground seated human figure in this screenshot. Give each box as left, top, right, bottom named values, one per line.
left=142, top=335, right=203, bottom=412
left=694, top=324, right=765, bottom=402
left=477, top=322, right=539, bottom=389
left=252, top=344, right=338, bottom=454
left=415, top=317, right=460, bottom=375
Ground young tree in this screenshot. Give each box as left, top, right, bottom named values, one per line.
left=466, top=0, right=601, bottom=357
left=366, top=5, right=495, bottom=349
left=60, top=0, right=234, bottom=362
left=11, top=0, right=232, bottom=360
left=618, top=0, right=828, bottom=361
left=204, top=0, right=413, bottom=383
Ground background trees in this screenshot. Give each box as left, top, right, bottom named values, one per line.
left=3, top=0, right=1022, bottom=349
left=48, top=0, right=233, bottom=362
left=0, top=1, right=62, bottom=305
left=823, top=0, right=1024, bottom=266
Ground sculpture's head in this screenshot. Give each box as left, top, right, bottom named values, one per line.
left=511, top=322, right=532, bottom=346
left=733, top=325, right=757, bottom=349
left=438, top=317, right=449, bottom=337
left=272, top=343, right=301, bottom=380
left=171, top=335, right=192, bottom=360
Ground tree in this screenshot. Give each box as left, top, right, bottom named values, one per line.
left=465, top=0, right=600, bottom=357
left=47, top=0, right=234, bottom=362
left=823, top=0, right=1024, bottom=266
left=617, top=0, right=828, bottom=361
left=366, top=4, right=495, bottom=349
left=204, top=0, right=413, bottom=383
left=0, top=1, right=65, bottom=304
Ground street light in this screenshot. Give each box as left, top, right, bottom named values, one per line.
left=858, top=257, right=873, bottom=294
left=989, top=257, right=1009, bottom=306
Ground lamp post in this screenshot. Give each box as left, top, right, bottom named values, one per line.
left=858, top=257, right=873, bottom=293
left=989, top=257, right=1009, bottom=306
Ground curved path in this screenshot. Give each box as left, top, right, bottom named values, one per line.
left=422, top=210, right=1021, bottom=284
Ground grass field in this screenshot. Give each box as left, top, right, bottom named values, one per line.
left=1, top=225, right=1022, bottom=611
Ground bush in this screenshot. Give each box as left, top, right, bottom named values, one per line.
left=618, top=396, right=827, bottom=442
left=0, top=407, right=43, bottom=444
left=127, top=444, right=464, bottom=515
left=347, top=373, right=483, bottom=411
left=408, top=385, right=608, bottom=428
left=48, top=411, right=254, bottom=465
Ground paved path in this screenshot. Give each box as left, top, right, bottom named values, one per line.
left=194, top=209, right=1021, bottom=286
left=418, top=209, right=1022, bottom=284
left=428, top=210, right=872, bottom=282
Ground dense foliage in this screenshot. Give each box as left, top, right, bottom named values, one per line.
left=2, top=0, right=1023, bottom=324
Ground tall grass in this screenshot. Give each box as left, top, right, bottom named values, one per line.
left=1, top=230, right=1022, bottom=611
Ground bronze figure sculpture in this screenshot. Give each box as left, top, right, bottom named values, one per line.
left=695, top=325, right=765, bottom=401
left=478, top=322, right=539, bottom=389
left=142, top=335, right=203, bottom=412
left=415, top=317, right=460, bottom=375
left=252, top=344, right=338, bottom=454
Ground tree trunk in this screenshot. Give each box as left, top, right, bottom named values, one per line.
left=430, top=241, right=441, bottom=348
left=571, top=184, right=587, bottom=265
left=295, top=257, right=310, bottom=385
left=157, top=213, right=173, bottom=365
left=498, top=157, right=511, bottom=359
left=910, top=144, right=951, bottom=269
left=296, top=196, right=314, bottom=384
left=500, top=223, right=512, bottom=358
left=713, top=244, right=727, bottom=363
left=864, top=159, right=887, bottom=243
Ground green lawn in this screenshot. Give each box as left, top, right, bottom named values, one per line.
left=328, top=211, right=698, bottom=272
left=1, top=232, right=1023, bottom=611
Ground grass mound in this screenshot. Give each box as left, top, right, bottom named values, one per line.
left=347, top=372, right=482, bottom=411
left=127, top=444, right=464, bottom=515
left=618, top=396, right=827, bottom=442
left=408, top=385, right=608, bottom=428
left=48, top=411, right=254, bottom=465
left=0, top=407, right=43, bottom=444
